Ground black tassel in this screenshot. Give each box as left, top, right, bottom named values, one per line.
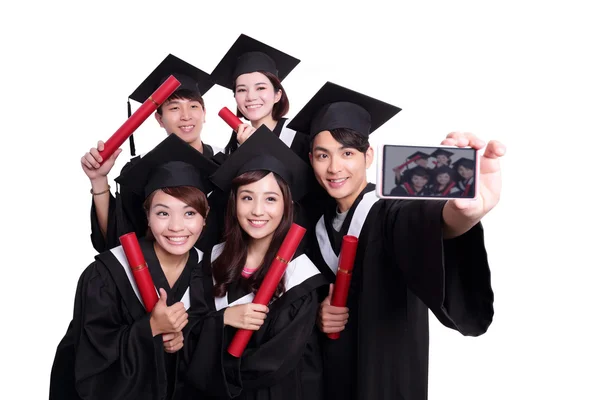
left=127, top=99, right=136, bottom=156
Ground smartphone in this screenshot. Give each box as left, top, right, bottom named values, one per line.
left=376, top=144, right=478, bottom=200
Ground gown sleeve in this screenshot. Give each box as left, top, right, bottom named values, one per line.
left=183, top=263, right=323, bottom=399
left=73, top=262, right=167, bottom=400
left=89, top=160, right=145, bottom=253
left=228, top=291, right=321, bottom=394
left=382, top=199, right=494, bottom=336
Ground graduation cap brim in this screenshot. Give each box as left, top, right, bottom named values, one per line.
left=129, top=54, right=214, bottom=103
left=287, top=82, right=402, bottom=138
left=407, top=151, right=431, bottom=160
left=211, top=34, right=300, bottom=90
left=452, top=158, right=475, bottom=170
left=210, top=125, right=311, bottom=201
left=115, top=134, right=218, bottom=197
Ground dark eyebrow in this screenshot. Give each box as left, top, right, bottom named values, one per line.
left=152, top=203, right=170, bottom=209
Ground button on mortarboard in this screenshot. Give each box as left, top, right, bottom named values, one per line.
left=287, top=82, right=401, bottom=139
left=210, top=125, right=312, bottom=201
left=211, top=34, right=300, bottom=90
left=115, top=134, right=218, bottom=198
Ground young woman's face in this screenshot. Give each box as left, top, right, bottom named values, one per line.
left=155, top=99, right=205, bottom=148
left=436, top=155, right=449, bottom=165
left=437, top=172, right=451, bottom=185
left=234, top=72, right=282, bottom=123
left=411, top=174, right=428, bottom=190
left=148, top=190, right=205, bottom=255
left=236, top=173, right=285, bottom=242
left=458, top=165, right=474, bottom=179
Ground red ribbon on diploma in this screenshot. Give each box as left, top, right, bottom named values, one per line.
left=98, top=75, right=181, bottom=164
left=218, top=107, right=243, bottom=131
left=227, top=223, right=306, bottom=357
left=393, top=155, right=422, bottom=173
left=119, top=233, right=158, bottom=313
left=328, top=235, right=359, bottom=340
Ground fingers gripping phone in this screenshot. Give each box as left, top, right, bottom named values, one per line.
left=376, top=144, right=479, bottom=200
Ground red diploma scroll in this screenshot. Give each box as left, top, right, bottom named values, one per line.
left=119, top=233, right=158, bottom=313
left=328, top=235, right=359, bottom=340
left=227, top=223, right=307, bottom=357
left=98, top=75, right=181, bottom=164
left=393, top=155, right=422, bottom=173
left=218, top=107, right=243, bottom=130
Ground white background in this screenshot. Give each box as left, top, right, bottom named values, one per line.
left=1, top=1, right=598, bottom=398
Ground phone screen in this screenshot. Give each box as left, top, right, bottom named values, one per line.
left=377, top=144, right=478, bottom=200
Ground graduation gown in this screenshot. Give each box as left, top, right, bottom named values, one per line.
left=89, top=142, right=223, bottom=253
left=430, top=183, right=461, bottom=197
left=49, top=239, right=202, bottom=400
left=182, top=243, right=328, bottom=399
left=309, top=183, right=494, bottom=400
left=389, top=182, right=430, bottom=197
left=457, top=176, right=476, bottom=197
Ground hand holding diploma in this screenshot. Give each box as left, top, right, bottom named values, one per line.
left=97, top=75, right=181, bottom=164
left=327, top=235, right=358, bottom=339
left=227, top=223, right=306, bottom=357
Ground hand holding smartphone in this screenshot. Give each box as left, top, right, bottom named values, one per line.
left=376, top=144, right=478, bottom=200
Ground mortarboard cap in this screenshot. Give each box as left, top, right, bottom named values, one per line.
left=407, top=151, right=431, bottom=161
left=129, top=54, right=214, bottom=103
left=211, top=34, right=300, bottom=90
left=452, top=157, right=475, bottom=170
left=432, top=165, right=456, bottom=177
left=115, top=134, right=218, bottom=198
left=210, top=125, right=311, bottom=201
left=431, top=148, right=454, bottom=158
left=126, top=54, right=214, bottom=157
left=287, top=82, right=401, bottom=139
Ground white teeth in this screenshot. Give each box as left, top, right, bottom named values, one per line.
left=329, top=178, right=347, bottom=183
left=246, top=105, right=262, bottom=109
left=167, top=236, right=187, bottom=242
left=249, top=220, right=267, bottom=226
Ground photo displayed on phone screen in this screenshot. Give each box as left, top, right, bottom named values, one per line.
left=380, top=145, right=477, bottom=199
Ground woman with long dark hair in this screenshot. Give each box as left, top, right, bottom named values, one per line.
left=183, top=127, right=327, bottom=399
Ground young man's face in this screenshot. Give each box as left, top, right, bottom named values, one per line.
left=309, top=130, right=373, bottom=206
left=155, top=98, right=205, bottom=147
left=457, top=165, right=474, bottom=180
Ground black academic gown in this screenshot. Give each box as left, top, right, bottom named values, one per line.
left=309, top=183, right=494, bottom=400
left=457, top=176, right=476, bottom=198
left=89, top=143, right=224, bottom=253
left=49, top=239, right=202, bottom=400
left=389, top=182, right=431, bottom=197
left=182, top=243, right=329, bottom=400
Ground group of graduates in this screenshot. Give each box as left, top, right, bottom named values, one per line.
left=390, top=148, right=476, bottom=198
left=50, top=34, right=504, bottom=400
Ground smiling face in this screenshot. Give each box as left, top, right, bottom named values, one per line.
left=147, top=190, right=205, bottom=256
left=457, top=165, right=474, bottom=180
left=411, top=173, right=429, bottom=190
left=234, top=71, right=282, bottom=126
left=310, top=130, right=373, bottom=212
left=235, top=172, right=285, bottom=243
left=155, top=96, right=205, bottom=149
left=437, top=172, right=451, bottom=186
